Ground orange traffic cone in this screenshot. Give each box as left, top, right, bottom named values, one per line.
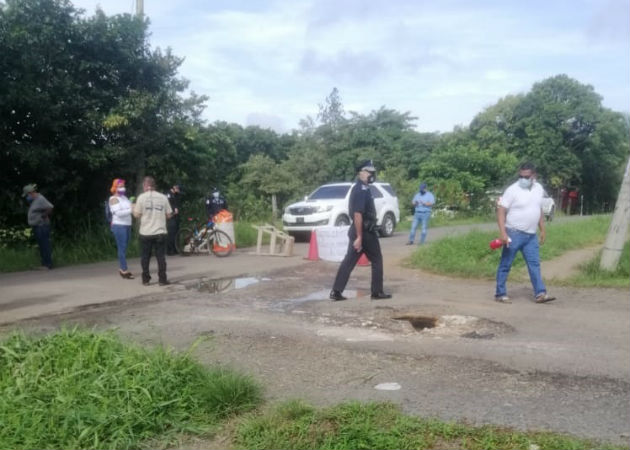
left=357, top=253, right=370, bottom=266
left=305, top=229, right=319, bottom=260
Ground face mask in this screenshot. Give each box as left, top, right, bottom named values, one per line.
left=26, top=196, right=34, bottom=204
left=366, top=172, right=376, bottom=184
left=117, top=187, right=126, bottom=194
left=213, top=192, right=220, bottom=198
left=518, top=177, right=533, bottom=189
left=420, top=190, right=426, bottom=194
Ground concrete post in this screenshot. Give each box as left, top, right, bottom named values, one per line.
left=600, top=158, right=630, bottom=270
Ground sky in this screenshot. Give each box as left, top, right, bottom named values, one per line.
left=72, top=0, right=629, bottom=134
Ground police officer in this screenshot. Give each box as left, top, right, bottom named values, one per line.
left=330, top=160, right=392, bottom=301
left=205, top=187, right=228, bottom=220
left=166, top=183, right=181, bottom=255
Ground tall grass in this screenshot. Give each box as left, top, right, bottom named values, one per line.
left=235, top=400, right=625, bottom=450
left=0, top=328, right=262, bottom=450
left=408, top=215, right=626, bottom=285
left=0, top=220, right=270, bottom=272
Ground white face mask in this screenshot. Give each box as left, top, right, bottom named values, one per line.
left=518, top=178, right=532, bottom=189
left=117, top=187, right=126, bottom=194
left=213, top=192, right=220, bottom=198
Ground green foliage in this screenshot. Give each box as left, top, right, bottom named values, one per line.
left=235, top=401, right=623, bottom=450
left=0, top=1, right=626, bottom=235
left=0, top=328, right=262, bottom=450
left=0, top=226, right=33, bottom=249
left=408, top=216, right=618, bottom=283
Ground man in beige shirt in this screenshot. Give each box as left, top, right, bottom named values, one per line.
left=133, top=176, right=173, bottom=286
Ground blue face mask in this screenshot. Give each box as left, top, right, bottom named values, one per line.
left=26, top=196, right=34, bottom=204
left=518, top=177, right=533, bottom=189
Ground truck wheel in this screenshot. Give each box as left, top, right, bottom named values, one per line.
left=379, top=213, right=396, bottom=237
left=335, top=215, right=350, bottom=226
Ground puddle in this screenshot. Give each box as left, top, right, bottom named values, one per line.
left=393, top=315, right=437, bottom=330
left=188, top=276, right=270, bottom=294
left=271, top=289, right=371, bottom=310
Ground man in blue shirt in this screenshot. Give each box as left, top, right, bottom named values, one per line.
left=407, top=182, right=435, bottom=245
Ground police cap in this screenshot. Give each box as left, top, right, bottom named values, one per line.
left=356, top=160, right=376, bottom=173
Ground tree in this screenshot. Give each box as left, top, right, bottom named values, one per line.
left=0, top=0, right=208, bottom=231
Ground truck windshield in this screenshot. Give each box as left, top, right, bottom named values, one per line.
left=309, top=185, right=351, bottom=200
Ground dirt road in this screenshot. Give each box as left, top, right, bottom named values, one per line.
left=1, top=221, right=628, bottom=445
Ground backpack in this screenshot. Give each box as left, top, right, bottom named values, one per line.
left=104, top=200, right=113, bottom=224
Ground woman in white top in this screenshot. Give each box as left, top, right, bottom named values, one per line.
left=109, top=178, right=134, bottom=279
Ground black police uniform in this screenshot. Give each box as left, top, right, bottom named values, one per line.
left=166, top=189, right=180, bottom=255
left=205, top=194, right=228, bottom=220
left=332, top=180, right=385, bottom=296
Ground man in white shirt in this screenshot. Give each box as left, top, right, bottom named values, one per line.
left=133, top=176, right=173, bottom=286
left=495, top=162, right=555, bottom=304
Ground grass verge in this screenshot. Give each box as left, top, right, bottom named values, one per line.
left=397, top=212, right=495, bottom=231
left=0, top=328, right=262, bottom=450
left=234, top=400, right=626, bottom=450
left=407, top=215, right=628, bottom=287
left=561, top=241, right=630, bottom=288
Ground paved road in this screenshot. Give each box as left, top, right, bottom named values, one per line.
left=0, top=221, right=499, bottom=325
left=1, top=218, right=628, bottom=444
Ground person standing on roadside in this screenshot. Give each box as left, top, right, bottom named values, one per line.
left=407, top=182, right=434, bottom=245
left=22, top=184, right=54, bottom=270
left=166, top=183, right=181, bottom=255
left=108, top=178, right=134, bottom=279
left=495, top=162, right=555, bottom=304
left=205, top=187, right=228, bottom=221
left=133, top=176, right=173, bottom=286
left=330, top=160, right=392, bottom=302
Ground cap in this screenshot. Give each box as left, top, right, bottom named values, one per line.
left=356, top=159, right=376, bottom=173
left=22, top=183, right=37, bottom=197
left=420, top=182, right=427, bottom=190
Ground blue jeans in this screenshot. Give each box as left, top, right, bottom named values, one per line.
left=495, top=228, right=546, bottom=298
left=409, top=211, right=431, bottom=244
left=111, top=224, right=131, bottom=271
left=33, top=224, right=52, bottom=268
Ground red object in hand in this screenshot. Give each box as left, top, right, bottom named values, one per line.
left=489, top=239, right=503, bottom=250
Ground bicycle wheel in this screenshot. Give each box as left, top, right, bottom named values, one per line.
left=175, top=228, right=195, bottom=256
left=207, top=229, right=233, bottom=257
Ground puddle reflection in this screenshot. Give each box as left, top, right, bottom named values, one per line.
left=190, top=276, right=270, bottom=294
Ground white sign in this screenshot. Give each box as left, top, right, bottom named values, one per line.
left=316, top=226, right=349, bottom=262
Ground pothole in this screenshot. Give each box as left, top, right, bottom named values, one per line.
left=390, top=313, right=514, bottom=339
left=393, top=315, right=437, bottom=330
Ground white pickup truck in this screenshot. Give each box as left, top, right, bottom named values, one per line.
left=282, top=182, right=400, bottom=237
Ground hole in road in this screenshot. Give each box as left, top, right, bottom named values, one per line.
left=393, top=315, right=437, bottom=330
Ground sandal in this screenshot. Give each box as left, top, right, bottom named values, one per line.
left=494, top=295, right=511, bottom=303
left=535, top=293, right=556, bottom=303
left=119, top=270, right=135, bottom=280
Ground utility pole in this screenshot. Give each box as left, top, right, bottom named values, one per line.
left=600, top=157, right=630, bottom=270
left=136, top=0, right=144, bottom=17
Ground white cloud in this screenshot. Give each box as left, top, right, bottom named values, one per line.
left=68, top=0, right=630, bottom=132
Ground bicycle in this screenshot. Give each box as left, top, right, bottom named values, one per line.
left=175, top=217, right=234, bottom=257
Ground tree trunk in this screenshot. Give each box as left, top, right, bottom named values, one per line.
left=271, top=194, right=278, bottom=219
left=600, top=158, right=630, bottom=270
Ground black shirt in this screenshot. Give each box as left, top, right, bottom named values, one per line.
left=349, top=181, right=377, bottom=225
left=206, top=195, right=228, bottom=218
left=166, top=190, right=180, bottom=213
